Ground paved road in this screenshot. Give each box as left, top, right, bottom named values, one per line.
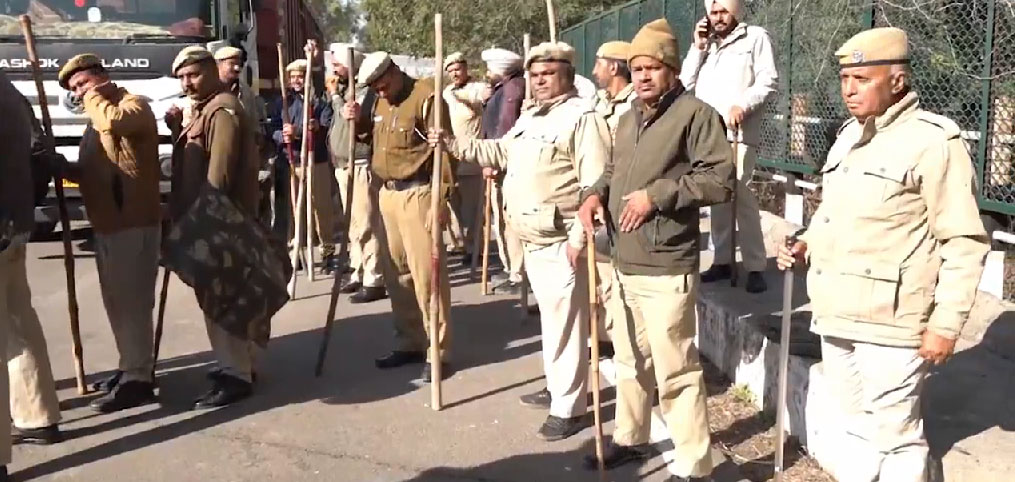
left=11, top=228, right=717, bottom=482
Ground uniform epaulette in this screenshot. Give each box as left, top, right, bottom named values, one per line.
left=914, top=110, right=961, bottom=138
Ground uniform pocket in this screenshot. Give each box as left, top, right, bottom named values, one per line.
left=859, top=163, right=909, bottom=202
left=517, top=204, right=561, bottom=237
left=835, top=263, right=900, bottom=322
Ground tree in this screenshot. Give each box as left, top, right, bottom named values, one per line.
left=308, top=0, right=361, bottom=43
left=359, top=0, right=629, bottom=58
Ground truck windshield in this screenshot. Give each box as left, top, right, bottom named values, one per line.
left=0, top=0, right=215, bottom=39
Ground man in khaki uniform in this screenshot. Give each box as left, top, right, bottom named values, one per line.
left=589, top=40, right=636, bottom=353
left=682, top=0, right=779, bottom=293
left=341, top=52, right=453, bottom=382
left=1, top=70, right=63, bottom=458
left=327, top=43, right=386, bottom=303
left=777, top=28, right=989, bottom=482
left=432, top=42, right=611, bottom=441
left=579, top=19, right=735, bottom=480
left=167, top=46, right=262, bottom=409
left=58, top=54, right=162, bottom=413
left=443, top=52, right=490, bottom=263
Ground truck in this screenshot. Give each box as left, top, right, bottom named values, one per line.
left=0, top=0, right=322, bottom=236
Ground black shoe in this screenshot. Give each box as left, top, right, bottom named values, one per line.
left=91, top=370, right=123, bottom=394
left=597, top=341, right=615, bottom=359
left=519, top=388, right=551, bottom=409
left=339, top=280, right=362, bottom=294
left=0, top=465, right=7, bottom=482
left=350, top=286, right=386, bottom=304
left=89, top=380, right=157, bottom=413
left=461, top=252, right=474, bottom=267
left=12, top=424, right=63, bottom=445
left=537, top=414, right=590, bottom=442
left=418, top=362, right=454, bottom=384
left=746, top=271, right=768, bottom=293
left=493, top=279, right=521, bottom=295
left=374, top=351, right=426, bottom=369
left=323, top=254, right=344, bottom=275
left=670, top=476, right=711, bottom=482
left=193, top=374, right=252, bottom=410
left=700, top=264, right=732, bottom=283
left=583, top=441, right=650, bottom=470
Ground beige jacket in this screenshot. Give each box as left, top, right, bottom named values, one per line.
left=801, top=92, right=989, bottom=347
left=680, top=23, right=778, bottom=146
left=450, top=91, right=610, bottom=249
left=593, top=83, right=636, bottom=140
left=444, top=81, right=487, bottom=176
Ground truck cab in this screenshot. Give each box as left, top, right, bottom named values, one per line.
left=0, top=0, right=261, bottom=235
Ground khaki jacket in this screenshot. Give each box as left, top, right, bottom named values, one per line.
left=680, top=23, right=778, bottom=146
left=593, top=83, right=636, bottom=140
left=78, top=85, right=161, bottom=234
left=171, top=90, right=260, bottom=220
left=450, top=91, right=610, bottom=248
left=444, top=81, right=487, bottom=176
left=801, top=92, right=989, bottom=347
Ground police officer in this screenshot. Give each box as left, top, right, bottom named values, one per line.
left=166, top=46, right=262, bottom=409
left=431, top=42, right=611, bottom=441
left=341, top=52, right=454, bottom=383
left=777, top=28, right=989, bottom=482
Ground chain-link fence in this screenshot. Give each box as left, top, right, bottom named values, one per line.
left=561, top=0, right=1015, bottom=218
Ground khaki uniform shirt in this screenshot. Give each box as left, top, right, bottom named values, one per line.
left=801, top=92, right=989, bottom=347
left=680, top=23, right=778, bottom=146
left=593, top=83, right=636, bottom=141
left=444, top=80, right=487, bottom=176
left=78, top=85, right=162, bottom=234
left=450, top=91, right=611, bottom=248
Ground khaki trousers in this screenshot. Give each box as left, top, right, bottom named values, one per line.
left=294, top=162, right=336, bottom=256
left=524, top=241, right=588, bottom=418
left=490, top=181, right=525, bottom=283
left=612, top=271, right=712, bottom=478
left=2, top=244, right=61, bottom=444
left=204, top=316, right=262, bottom=383
left=335, top=164, right=384, bottom=288
left=377, top=185, right=451, bottom=360
left=95, top=226, right=160, bottom=382
left=594, top=261, right=615, bottom=342
left=710, top=144, right=767, bottom=272
left=821, top=336, right=929, bottom=482
left=453, top=174, right=483, bottom=251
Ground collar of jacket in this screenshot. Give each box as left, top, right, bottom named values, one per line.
left=857, top=91, right=919, bottom=146
left=532, top=88, right=578, bottom=114
left=715, top=22, right=749, bottom=51
left=493, top=70, right=523, bottom=91
left=598, top=82, right=635, bottom=105
left=390, top=72, right=415, bottom=106
left=632, top=83, right=686, bottom=128
left=192, top=85, right=227, bottom=112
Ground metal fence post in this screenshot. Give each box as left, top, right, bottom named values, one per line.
left=976, top=0, right=997, bottom=207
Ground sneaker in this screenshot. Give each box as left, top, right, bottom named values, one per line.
left=12, top=424, right=63, bottom=445
left=193, top=374, right=252, bottom=410
left=583, top=440, right=650, bottom=470
left=745, top=271, right=768, bottom=293
left=537, top=414, right=590, bottom=442
left=519, top=388, right=551, bottom=409
left=89, top=380, right=157, bottom=413
left=700, top=264, right=732, bottom=283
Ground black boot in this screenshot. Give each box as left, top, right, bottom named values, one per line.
left=700, top=264, right=732, bottom=283
left=193, top=374, right=253, bottom=410
left=537, top=414, right=590, bottom=442
left=374, top=351, right=426, bottom=369
left=91, top=370, right=123, bottom=394
left=322, top=254, right=341, bottom=275
left=745, top=271, right=768, bottom=293
left=339, top=280, right=362, bottom=294
left=519, top=388, right=551, bottom=409
left=12, top=424, right=63, bottom=445
left=350, top=286, right=386, bottom=304
left=89, top=380, right=157, bottom=413
left=418, top=362, right=454, bottom=383
left=583, top=440, right=650, bottom=470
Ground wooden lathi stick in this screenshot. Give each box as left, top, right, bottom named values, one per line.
left=586, top=231, right=605, bottom=475
left=428, top=13, right=446, bottom=411
left=20, top=15, right=86, bottom=395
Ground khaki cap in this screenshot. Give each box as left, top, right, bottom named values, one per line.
left=286, top=59, right=308, bottom=73
left=58, top=53, right=102, bottom=90
left=526, top=42, right=575, bottom=68
left=444, top=51, right=466, bottom=70
left=214, top=46, right=244, bottom=61
left=172, top=46, right=213, bottom=76
left=596, top=41, right=630, bottom=61
left=628, top=18, right=680, bottom=69
left=836, top=27, right=910, bottom=67
left=358, top=51, right=394, bottom=86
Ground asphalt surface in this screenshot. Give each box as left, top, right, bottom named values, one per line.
left=10, top=225, right=711, bottom=482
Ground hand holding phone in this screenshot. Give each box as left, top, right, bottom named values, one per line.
left=694, top=17, right=711, bottom=50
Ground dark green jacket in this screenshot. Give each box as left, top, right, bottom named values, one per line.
left=587, top=85, right=734, bottom=276
left=328, top=82, right=375, bottom=168
left=0, top=71, right=35, bottom=246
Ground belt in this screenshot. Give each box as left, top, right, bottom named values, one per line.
left=382, top=171, right=431, bottom=191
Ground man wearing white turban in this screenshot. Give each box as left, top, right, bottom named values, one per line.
left=681, top=0, right=778, bottom=294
